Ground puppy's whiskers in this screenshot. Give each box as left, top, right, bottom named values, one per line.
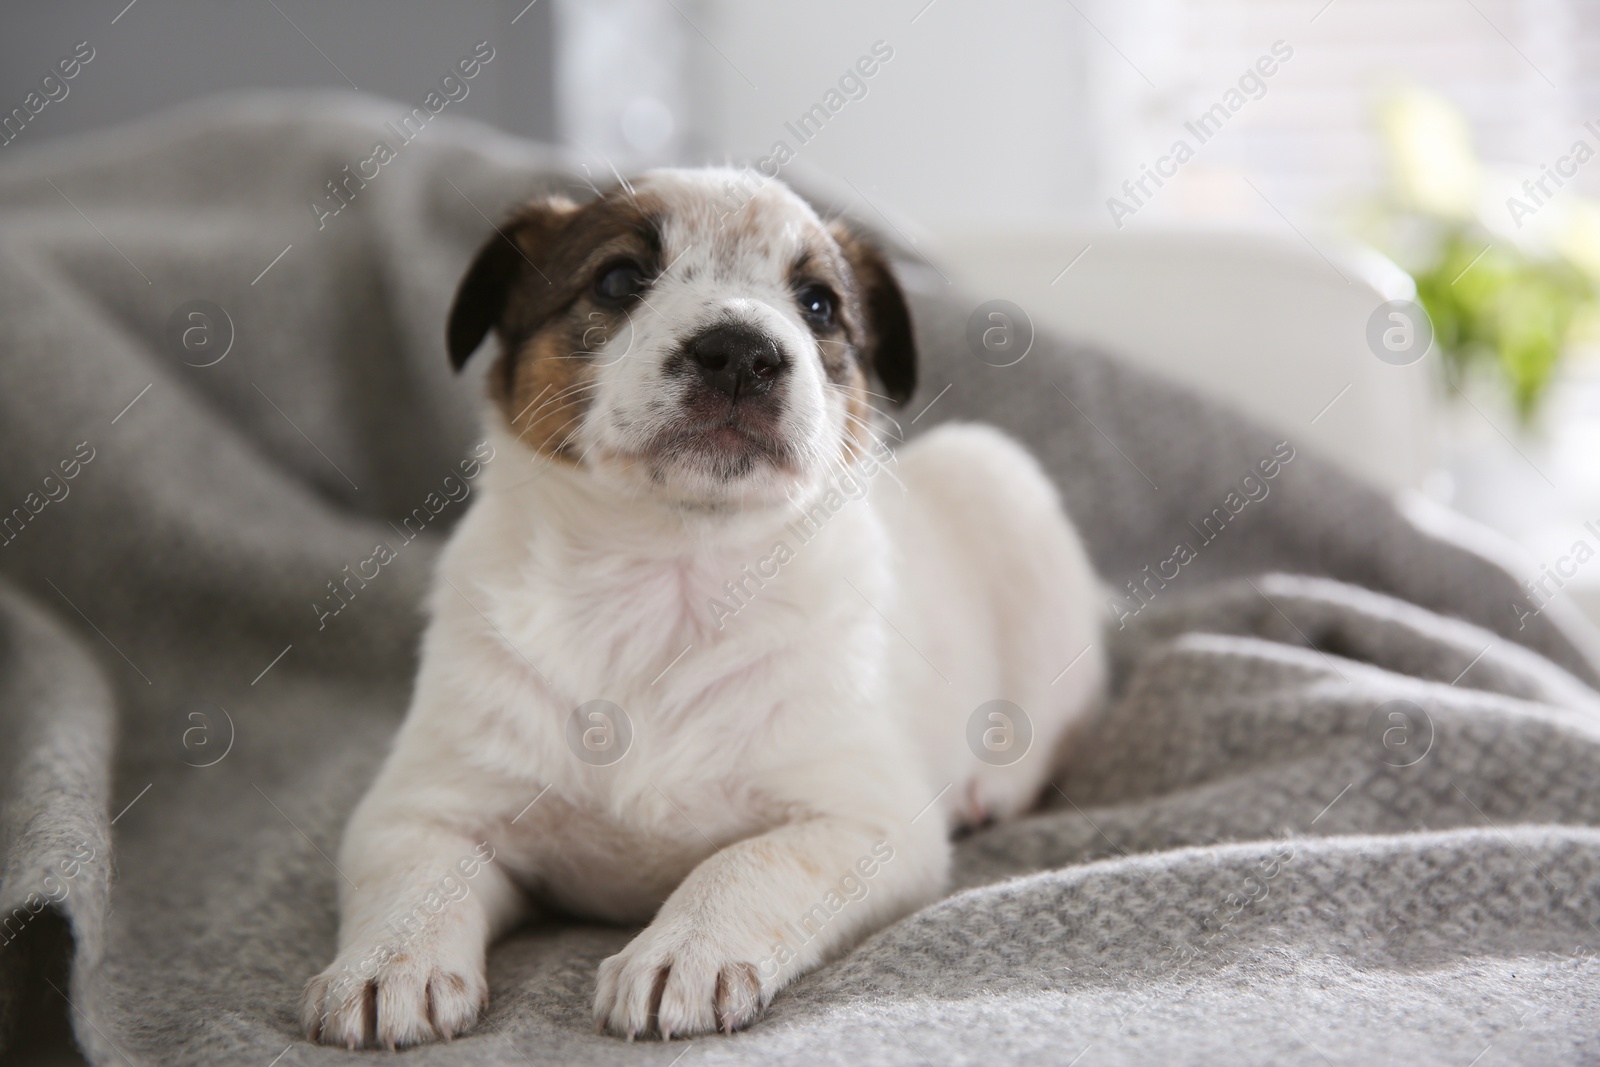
left=518, top=380, right=602, bottom=430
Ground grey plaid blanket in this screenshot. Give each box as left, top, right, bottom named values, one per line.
left=2, top=94, right=1598, bottom=1066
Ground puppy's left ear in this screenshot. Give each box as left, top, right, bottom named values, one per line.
left=830, top=221, right=917, bottom=406
left=447, top=196, right=578, bottom=371
left=448, top=232, right=522, bottom=371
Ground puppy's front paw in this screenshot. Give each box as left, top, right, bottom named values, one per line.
left=301, top=943, right=487, bottom=1049
left=594, top=922, right=770, bottom=1039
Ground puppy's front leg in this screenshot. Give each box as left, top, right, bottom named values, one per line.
left=595, top=814, right=947, bottom=1039
left=301, top=808, right=524, bottom=1049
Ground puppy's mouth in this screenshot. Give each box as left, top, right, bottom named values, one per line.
left=650, top=409, right=795, bottom=474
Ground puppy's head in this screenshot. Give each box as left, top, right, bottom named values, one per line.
left=447, top=168, right=915, bottom=507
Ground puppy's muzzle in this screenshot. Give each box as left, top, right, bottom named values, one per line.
left=686, top=324, right=786, bottom=400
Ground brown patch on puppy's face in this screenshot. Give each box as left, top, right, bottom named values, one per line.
left=450, top=193, right=663, bottom=463
left=447, top=169, right=916, bottom=505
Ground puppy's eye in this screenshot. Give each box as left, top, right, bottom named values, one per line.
left=796, top=284, right=836, bottom=327
left=594, top=260, right=647, bottom=302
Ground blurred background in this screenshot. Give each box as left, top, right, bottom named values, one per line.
left=4, top=0, right=1598, bottom=622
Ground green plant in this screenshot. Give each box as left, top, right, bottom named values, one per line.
left=1366, top=88, right=1597, bottom=428
left=1412, top=227, right=1592, bottom=424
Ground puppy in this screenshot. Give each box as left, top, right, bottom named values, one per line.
left=300, top=168, right=1105, bottom=1047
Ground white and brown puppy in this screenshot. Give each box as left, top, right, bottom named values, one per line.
left=300, top=168, right=1105, bottom=1047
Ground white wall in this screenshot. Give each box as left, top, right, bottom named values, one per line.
left=686, top=0, right=1095, bottom=235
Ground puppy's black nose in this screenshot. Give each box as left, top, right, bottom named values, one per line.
left=688, top=324, right=785, bottom=399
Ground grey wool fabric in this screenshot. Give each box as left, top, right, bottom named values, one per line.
left=2, top=94, right=1600, bottom=1066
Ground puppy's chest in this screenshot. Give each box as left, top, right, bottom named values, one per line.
left=498, top=542, right=846, bottom=705
left=507, top=553, right=726, bottom=686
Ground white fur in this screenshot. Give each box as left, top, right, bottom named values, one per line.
left=300, top=170, right=1105, bottom=1047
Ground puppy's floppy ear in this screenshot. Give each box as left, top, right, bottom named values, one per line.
left=829, top=220, right=917, bottom=405
left=446, top=196, right=577, bottom=371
